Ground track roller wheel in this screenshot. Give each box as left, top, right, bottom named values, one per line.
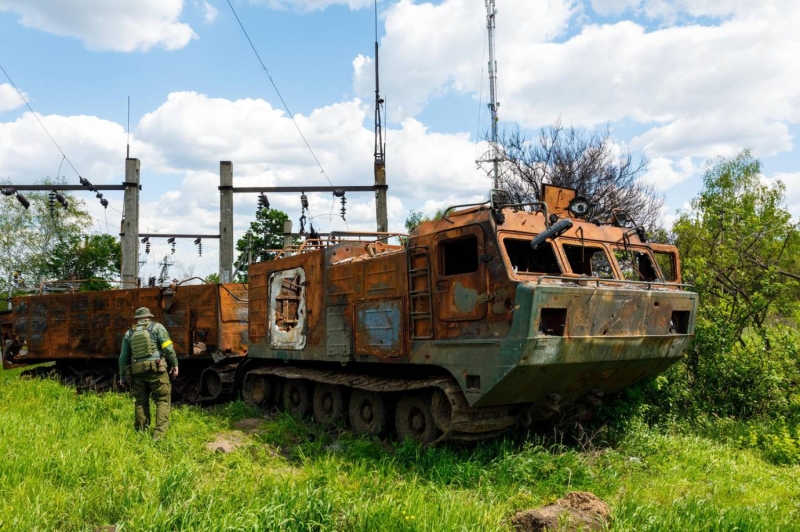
left=242, top=373, right=273, bottom=407
left=349, top=389, right=389, bottom=436
left=282, top=378, right=311, bottom=418
left=395, top=392, right=440, bottom=445
left=431, top=388, right=453, bottom=432
left=313, top=383, right=347, bottom=426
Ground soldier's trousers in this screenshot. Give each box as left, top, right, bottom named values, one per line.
left=131, top=370, right=171, bottom=439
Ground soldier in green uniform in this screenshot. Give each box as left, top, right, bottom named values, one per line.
left=118, top=307, right=179, bottom=440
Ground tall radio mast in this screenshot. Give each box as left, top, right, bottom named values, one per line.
left=486, top=0, right=500, bottom=193
left=373, top=0, right=388, bottom=232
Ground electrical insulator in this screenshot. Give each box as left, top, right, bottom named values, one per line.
left=100, top=198, right=108, bottom=209
left=96, top=192, right=103, bottom=199
left=340, top=194, right=347, bottom=221
left=258, top=193, right=269, bottom=211
left=15, top=193, right=30, bottom=210
left=168, top=237, right=176, bottom=255
left=79, top=176, right=90, bottom=187
left=1, top=187, right=16, bottom=196
left=55, top=192, right=68, bottom=209
left=300, top=193, right=309, bottom=210
left=140, top=237, right=150, bottom=254
left=48, top=191, right=56, bottom=215
left=194, top=238, right=202, bottom=257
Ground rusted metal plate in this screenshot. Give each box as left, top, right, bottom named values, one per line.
left=9, top=284, right=233, bottom=362
left=542, top=184, right=576, bottom=216
left=218, top=283, right=249, bottom=355
left=326, top=305, right=351, bottom=357
left=432, top=224, right=488, bottom=323
left=355, top=299, right=403, bottom=357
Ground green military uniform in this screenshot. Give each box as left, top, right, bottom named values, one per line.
left=119, top=307, right=179, bottom=440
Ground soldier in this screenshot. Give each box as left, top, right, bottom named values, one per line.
left=118, top=307, right=179, bottom=440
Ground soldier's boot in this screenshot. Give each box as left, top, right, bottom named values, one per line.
left=152, top=373, right=172, bottom=440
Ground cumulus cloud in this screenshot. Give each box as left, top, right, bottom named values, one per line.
left=201, top=1, right=218, bottom=23
left=0, top=91, right=489, bottom=276
left=0, top=83, right=26, bottom=113
left=0, top=0, right=197, bottom=51
left=355, top=0, right=800, bottom=172
left=353, top=0, right=576, bottom=120
left=640, top=156, right=696, bottom=190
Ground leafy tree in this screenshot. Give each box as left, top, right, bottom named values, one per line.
left=233, top=208, right=292, bottom=282
left=204, top=273, right=220, bottom=284
left=0, top=180, right=93, bottom=301
left=492, top=121, right=662, bottom=229
left=41, top=234, right=121, bottom=291
left=673, top=150, right=799, bottom=343
left=404, top=208, right=448, bottom=233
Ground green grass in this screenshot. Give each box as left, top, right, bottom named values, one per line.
left=0, top=369, right=798, bottom=531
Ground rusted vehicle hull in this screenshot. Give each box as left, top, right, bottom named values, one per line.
left=242, top=206, right=697, bottom=443
left=3, top=283, right=248, bottom=400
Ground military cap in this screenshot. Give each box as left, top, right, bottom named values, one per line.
left=134, top=307, right=154, bottom=319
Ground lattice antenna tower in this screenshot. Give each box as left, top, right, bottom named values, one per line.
left=486, top=0, right=500, bottom=193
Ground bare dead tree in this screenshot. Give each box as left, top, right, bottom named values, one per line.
left=491, top=121, right=663, bottom=230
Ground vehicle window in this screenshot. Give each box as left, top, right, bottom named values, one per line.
left=441, top=235, right=479, bottom=276
left=563, top=244, right=614, bottom=279
left=654, top=251, right=677, bottom=282
left=614, top=249, right=659, bottom=282
left=503, top=238, right=561, bottom=275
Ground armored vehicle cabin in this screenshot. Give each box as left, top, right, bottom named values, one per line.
left=241, top=186, right=698, bottom=444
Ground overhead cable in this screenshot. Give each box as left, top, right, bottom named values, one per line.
left=224, top=0, right=333, bottom=186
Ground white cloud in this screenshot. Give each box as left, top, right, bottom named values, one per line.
left=355, top=0, right=800, bottom=164
left=0, top=83, right=26, bottom=113
left=640, top=156, right=696, bottom=190
left=0, top=91, right=488, bottom=277
left=767, top=171, right=800, bottom=219
left=201, top=1, right=218, bottom=23
left=354, top=0, right=577, bottom=120
left=0, top=0, right=197, bottom=51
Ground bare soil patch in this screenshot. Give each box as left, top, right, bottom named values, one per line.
left=511, top=491, right=610, bottom=532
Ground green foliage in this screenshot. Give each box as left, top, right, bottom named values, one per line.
left=0, top=371, right=798, bottom=531
left=600, top=150, right=800, bottom=466
left=204, top=273, right=220, bottom=284
left=404, top=208, right=447, bottom=233
left=234, top=208, right=292, bottom=282
left=41, top=234, right=121, bottom=291
left=673, top=150, right=799, bottom=340
left=0, top=180, right=93, bottom=295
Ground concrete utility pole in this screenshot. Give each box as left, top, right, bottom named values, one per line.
left=283, top=220, right=293, bottom=256
left=121, top=158, right=140, bottom=287
left=219, top=161, right=234, bottom=282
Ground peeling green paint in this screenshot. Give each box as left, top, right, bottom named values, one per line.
left=453, top=282, right=479, bottom=313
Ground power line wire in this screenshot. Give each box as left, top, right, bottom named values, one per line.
left=224, top=0, right=333, bottom=186
left=0, top=63, right=127, bottom=216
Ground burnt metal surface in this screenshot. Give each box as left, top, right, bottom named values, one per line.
left=244, top=199, right=697, bottom=437
left=7, top=283, right=248, bottom=365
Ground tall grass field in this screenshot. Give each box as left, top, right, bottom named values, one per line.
left=0, top=368, right=798, bottom=531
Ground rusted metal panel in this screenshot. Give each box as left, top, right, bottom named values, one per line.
left=218, top=283, right=249, bottom=355
left=326, top=305, right=351, bottom=357
left=8, top=284, right=235, bottom=363
left=355, top=299, right=403, bottom=357
left=432, top=224, right=488, bottom=325
left=542, top=184, right=576, bottom=216
left=248, top=269, right=268, bottom=343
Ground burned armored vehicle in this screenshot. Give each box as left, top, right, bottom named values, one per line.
left=240, top=185, right=697, bottom=443
left=2, top=283, right=248, bottom=401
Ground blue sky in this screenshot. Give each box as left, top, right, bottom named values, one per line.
left=1, top=0, right=799, bottom=279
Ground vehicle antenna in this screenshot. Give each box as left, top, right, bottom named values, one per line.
left=373, top=0, right=388, bottom=232
left=485, top=0, right=500, bottom=196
